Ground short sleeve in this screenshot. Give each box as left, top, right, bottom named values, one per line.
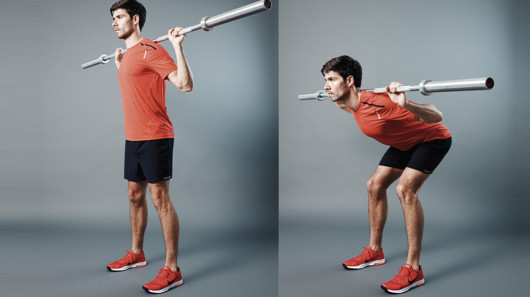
left=147, top=45, right=178, bottom=79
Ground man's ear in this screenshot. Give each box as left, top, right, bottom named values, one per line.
left=132, top=14, right=140, bottom=27
left=346, top=75, right=355, bottom=87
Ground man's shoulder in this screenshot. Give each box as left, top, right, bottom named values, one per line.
left=125, top=39, right=168, bottom=57
left=140, top=40, right=174, bottom=65
left=361, top=90, right=389, bottom=104
left=138, top=39, right=163, bottom=52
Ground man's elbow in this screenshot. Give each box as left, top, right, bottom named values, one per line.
left=427, top=112, right=443, bottom=123
left=435, top=111, right=443, bottom=123
left=178, top=84, right=193, bottom=92
left=174, top=81, right=193, bottom=92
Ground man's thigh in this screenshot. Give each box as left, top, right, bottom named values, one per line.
left=406, top=138, right=452, bottom=175
left=370, top=165, right=404, bottom=189
left=397, top=167, right=431, bottom=193
left=148, top=180, right=171, bottom=200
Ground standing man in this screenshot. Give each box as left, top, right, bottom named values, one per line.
left=321, top=56, right=451, bottom=294
left=105, top=0, right=193, bottom=294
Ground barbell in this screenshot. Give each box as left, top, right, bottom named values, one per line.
left=81, top=0, right=271, bottom=69
left=298, top=77, right=494, bottom=100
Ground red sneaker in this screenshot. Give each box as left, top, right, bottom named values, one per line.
left=343, top=246, right=386, bottom=269
left=142, top=266, right=183, bottom=294
left=381, top=264, right=425, bottom=294
left=107, top=250, right=147, bottom=272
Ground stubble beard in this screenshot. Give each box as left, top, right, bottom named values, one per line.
left=118, top=30, right=131, bottom=40
left=117, top=25, right=133, bottom=40
left=331, top=90, right=347, bottom=102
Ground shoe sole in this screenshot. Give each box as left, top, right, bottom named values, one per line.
left=107, top=261, right=147, bottom=272
left=381, top=279, right=425, bottom=294
left=143, top=279, right=183, bottom=294
left=343, top=259, right=386, bottom=270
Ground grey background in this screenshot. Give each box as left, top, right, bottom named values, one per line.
left=1, top=0, right=277, bottom=296
left=279, top=0, right=529, bottom=296
left=2, top=0, right=530, bottom=296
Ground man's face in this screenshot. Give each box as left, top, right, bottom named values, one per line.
left=324, top=71, right=350, bottom=102
left=112, top=9, right=135, bottom=39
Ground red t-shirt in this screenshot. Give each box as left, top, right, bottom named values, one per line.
left=118, top=39, right=178, bottom=141
left=350, top=91, right=451, bottom=151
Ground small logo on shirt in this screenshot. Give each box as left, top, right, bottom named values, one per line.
left=363, top=101, right=384, bottom=119
left=140, top=42, right=157, bottom=50
left=162, top=176, right=172, bottom=180
left=362, top=101, right=385, bottom=108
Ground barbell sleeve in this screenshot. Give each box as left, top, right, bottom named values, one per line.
left=298, top=90, right=329, bottom=101
left=298, top=77, right=494, bottom=100
left=81, top=0, right=271, bottom=69
left=367, top=77, right=494, bottom=96
left=81, top=54, right=113, bottom=69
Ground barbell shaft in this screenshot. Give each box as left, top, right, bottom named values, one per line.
left=81, top=0, right=271, bottom=69
left=298, top=77, right=494, bottom=100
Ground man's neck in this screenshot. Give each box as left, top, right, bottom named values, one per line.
left=342, top=88, right=361, bottom=111
left=124, top=30, right=143, bottom=49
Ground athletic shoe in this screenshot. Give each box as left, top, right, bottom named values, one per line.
left=381, top=264, right=425, bottom=294
left=142, top=266, right=183, bottom=294
left=107, top=250, right=147, bottom=272
left=343, top=246, right=386, bottom=269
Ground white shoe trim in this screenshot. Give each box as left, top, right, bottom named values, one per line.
left=145, top=279, right=183, bottom=294
left=386, top=278, right=425, bottom=294
left=108, top=261, right=147, bottom=271
left=344, top=258, right=386, bottom=269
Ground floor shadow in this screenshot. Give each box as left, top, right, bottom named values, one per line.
left=426, top=246, right=493, bottom=284
left=385, top=227, right=511, bottom=284
left=138, top=228, right=277, bottom=284
left=183, top=230, right=276, bottom=284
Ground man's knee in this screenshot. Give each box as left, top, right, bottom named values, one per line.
left=128, top=188, right=146, bottom=205
left=367, top=176, right=389, bottom=198
left=395, top=182, right=418, bottom=204
left=149, top=186, right=171, bottom=211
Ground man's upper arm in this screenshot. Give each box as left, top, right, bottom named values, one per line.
left=409, top=103, right=443, bottom=123
left=166, top=69, right=178, bottom=83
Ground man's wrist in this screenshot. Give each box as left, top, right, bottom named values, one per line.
left=171, top=42, right=184, bottom=49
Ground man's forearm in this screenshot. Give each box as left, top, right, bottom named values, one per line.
left=173, top=44, right=193, bottom=91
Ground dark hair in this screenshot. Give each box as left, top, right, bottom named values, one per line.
left=110, top=0, right=146, bottom=31
left=321, top=55, right=362, bottom=88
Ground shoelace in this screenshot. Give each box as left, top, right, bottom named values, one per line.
left=394, top=266, right=415, bottom=283
left=152, top=268, right=175, bottom=285
left=120, top=250, right=135, bottom=264
left=353, top=246, right=374, bottom=262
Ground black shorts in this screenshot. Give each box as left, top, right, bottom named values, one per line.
left=124, top=138, right=174, bottom=183
left=379, top=137, right=452, bottom=174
